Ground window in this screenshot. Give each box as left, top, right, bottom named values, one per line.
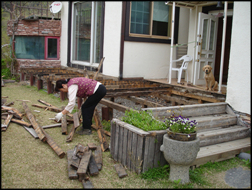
left=14, top=36, right=59, bottom=60
left=71, top=1, right=103, bottom=67
left=130, top=1, right=172, bottom=39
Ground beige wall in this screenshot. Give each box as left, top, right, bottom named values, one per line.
left=226, top=2, right=251, bottom=114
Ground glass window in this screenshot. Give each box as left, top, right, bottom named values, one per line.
left=209, top=20, right=215, bottom=50
left=130, top=1, right=172, bottom=39
left=45, top=37, right=59, bottom=59
left=71, top=1, right=102, bottom=66
left=14, top=36, right=59, bottom=60
left=15, top=36, right=44, bottom=59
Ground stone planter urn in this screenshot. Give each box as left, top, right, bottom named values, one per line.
left=160, top=133, right=200, bottom=184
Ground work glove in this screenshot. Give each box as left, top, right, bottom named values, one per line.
left=55, top=112, right=63, bottom=122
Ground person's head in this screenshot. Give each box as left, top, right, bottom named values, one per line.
left=55, top=78, right=70, bottom=93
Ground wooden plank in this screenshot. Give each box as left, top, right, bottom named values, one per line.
left=126, top=130, right=132, bottom=170
left=142, top=102, right=228, bottom=118
left=110, top=120, right=116, bottom=158
left=99, top=98, right=136, bottom=113
left=126, top=96, right=164, bottom=108
left=1, top=105, right=23, bottom=119
left=105, top=89, right=170, bottom=98
left=32, top=104, right=73, bottom=118
left=131, top=132, right=137, bottom=172
left=114, top=164, right=128, bottom=178
left=93, top=57, right=105, bottom=80
left=67, top=149, right=79, bottom=180
left=40, top=127, right=66, bottom=158
left=94, top=146, right=103, bottom=171
left=142, top=136, right=150, bottom=173
left=136, top=135, right=144, bottom=174
left=113, top=123, right=120, bottom=161
left=192, top=138, right=251, bottom=167
left=122, top=127, right=128, bottom=167
left=42, top=123, right=65, bottom=129
left=77, top=150, right=92, bottom=180
left=1, top=114, right=13, bottom=131
left=22, top=101, right=46, bottom=142
left=66, top=112, right=79, bottom=142
left=81, top=180, right=94, bottom=189
left=76, top=143, right=88, bottom=158
left=61, top=107, right=68, bottom=134
left=118, top=124, right=123, bottom=164
left=91, top=124, right=111, bottom=136
left=88, top=143, right=97, bottom=150
left=88, top=154, right=99, bottom=176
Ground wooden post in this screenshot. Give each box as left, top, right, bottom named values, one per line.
left=60, top=91, right=67, bottom=101
left=21, top=72, right=25, bottom=81
left=47, top=79, right=52, bottom=94
left=30, top=74, right=35, bottom=86
left=37, top=78, right=43, bottom=90
left=102, top=107, right=109, bottom=121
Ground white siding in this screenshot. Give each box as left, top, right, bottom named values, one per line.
left=226, top=2, right=251, bottom=114
left=102, top=2, right=122, bottom=78
left=123, top=42, right=172, bottom=79
left=60, top=2, right=69, bottom=67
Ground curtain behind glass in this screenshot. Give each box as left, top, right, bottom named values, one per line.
left=15, top=36, right=44, bottom=59
left=72, top=2, right=91, bottom=62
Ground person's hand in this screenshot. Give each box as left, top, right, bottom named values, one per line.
left=55, top=112, right=63, bottom=122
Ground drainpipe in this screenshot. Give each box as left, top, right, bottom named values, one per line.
left=119, top=2, right=126, bottom=80
left=192, top=5, right=198, bottom=84
left=218, top=1, right=228, bottom=93
left=168, top=1, right=175, bottom=84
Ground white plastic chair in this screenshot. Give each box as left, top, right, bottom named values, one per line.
left=171, top=55, right=192, bottom=83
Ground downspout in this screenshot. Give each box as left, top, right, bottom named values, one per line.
left=192, top=5, right=198, bottom=84
left=218, top=1, right=228, bottom=93
left=119, top=2, right=126, bottom=80
left=168, top=1, right=176, bottom=84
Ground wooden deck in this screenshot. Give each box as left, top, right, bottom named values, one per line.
left=146, top=78, right=227, bottom=95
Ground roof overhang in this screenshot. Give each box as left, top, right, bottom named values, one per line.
left=165, top=1, right=228, bottom=9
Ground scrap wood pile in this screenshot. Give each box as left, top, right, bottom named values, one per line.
left=2, top=97, right=128, bottom=188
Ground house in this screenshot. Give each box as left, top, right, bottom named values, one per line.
left=7, top=1, right=250, bottom=115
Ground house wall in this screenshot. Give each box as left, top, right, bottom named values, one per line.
left=123, top=41, right=171, bottom=79
left=102, top=2, right=122, bottom=78
left=7, top=19, right=61, bottom=69
left=60, top=2, right=69, bottom=67
left=226, top=2, right=251, bottom=115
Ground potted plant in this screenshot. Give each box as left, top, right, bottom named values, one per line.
left=160, top=115, right=200, bottom=184
left=164, top=115, right=197, bottom=141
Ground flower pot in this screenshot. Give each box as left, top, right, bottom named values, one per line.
left=166, top=128, right=197, bottom=141
left=160, top=134, right=200, bottom=184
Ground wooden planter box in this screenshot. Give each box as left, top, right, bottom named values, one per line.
left=110, top=118, right=167, bottom=174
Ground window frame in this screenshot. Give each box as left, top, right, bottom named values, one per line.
left=129, top=1, right=173, bottom=40
left=44, top=36, right=60, bottom=60
left=125, top=1, right=179, bottom=44
left=70, top=1, right=101, bottom=67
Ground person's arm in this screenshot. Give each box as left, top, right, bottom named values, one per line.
left=63, top=84, right=78, bottom=114
left=55, top=85, right=78, bottom=121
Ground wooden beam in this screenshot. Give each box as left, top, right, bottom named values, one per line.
left=22, top=102, right=46, bottom=142
left=171, top=89, right=223, bottom=103
left=126, top=96, right=164, bottom=108
left=41, top=127, right=66, bottom=158
left=99, top=98, right=137, bottom=113
left=1, top=105, right=23, bottom=119
left=1, top=114, right=13, bottom=131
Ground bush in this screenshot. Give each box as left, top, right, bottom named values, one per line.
left=1, top=58, right=12, bottom=79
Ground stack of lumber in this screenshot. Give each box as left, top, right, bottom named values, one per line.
left=67, top=143, right=102, bottom=188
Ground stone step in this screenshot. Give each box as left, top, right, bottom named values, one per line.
left=190, top=113, right=237, bottom=131
left=191, top=137, right=251, bottom=167
left=197, top=125, right=250, bottom=147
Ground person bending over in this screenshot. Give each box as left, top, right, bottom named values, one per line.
left=54, top=77, right=106, bottom=135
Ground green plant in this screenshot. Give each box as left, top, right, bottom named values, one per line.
left=1, top=58, right=12, bottom=79
left=164, top=115, right=197, bottom=134
left=141, top=164, right=169, bottom=180
left=101, top=120, right=111, bottom=132
left=122, top=110, right=167, bottom=131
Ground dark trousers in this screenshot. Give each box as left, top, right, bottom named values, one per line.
left=81, top=84, right=106, bottom=130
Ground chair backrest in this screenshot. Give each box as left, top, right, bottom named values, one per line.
left=181, top=55, right=192, bottom=69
